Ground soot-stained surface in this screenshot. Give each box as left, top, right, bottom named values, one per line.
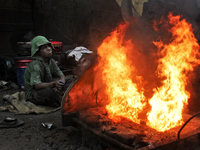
left=76, top=107, right=200, bottom=150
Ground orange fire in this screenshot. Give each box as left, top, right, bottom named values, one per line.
left=64, top=13, right=200, bottom=132
left=146, top=13, right=200, bottom=131
left=97, top=13, right=200, bottom=131
left=97, top=23, right=146, bottom=124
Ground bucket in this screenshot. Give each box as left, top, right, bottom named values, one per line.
left=15, top=57, right=33, bottom=90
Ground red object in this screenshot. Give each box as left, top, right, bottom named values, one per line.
left=15, top=59, right=33, bottom=68
left=15, top=58, right=33, bottom=90
left=50, top=41, right=63, bottom=52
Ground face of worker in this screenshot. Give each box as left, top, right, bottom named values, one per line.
left=39, top=44, right=52, bottom=58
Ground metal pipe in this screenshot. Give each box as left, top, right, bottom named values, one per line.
left=178, top=111, right=200, bottom=139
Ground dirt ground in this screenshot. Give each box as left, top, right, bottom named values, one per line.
left=0, top=85, right=120, bottom=150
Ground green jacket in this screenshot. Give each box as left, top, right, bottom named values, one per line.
left=24, top=56, right=64, bottom=100
left=24, top=36, right=63, bottom=100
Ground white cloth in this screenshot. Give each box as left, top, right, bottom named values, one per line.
left=68, top=46, right=93, bottom=62
left=0, top=81, right=7, bottom=86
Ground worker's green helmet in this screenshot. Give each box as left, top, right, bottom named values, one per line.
left=31, top=35, right=55, bottom=57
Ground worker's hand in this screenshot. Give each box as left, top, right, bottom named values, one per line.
left=55, top=80, right=64, bottom=91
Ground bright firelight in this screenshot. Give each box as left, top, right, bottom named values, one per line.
left=97, top=23, right=146, bottom=124
left=65, top=13, right=200, bottom=132
left=97, top=13, right=200, bottom=131
left=147, top=13, right=200, bottom=131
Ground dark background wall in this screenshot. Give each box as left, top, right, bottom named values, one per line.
left=0, top=0, right=123, bottom=58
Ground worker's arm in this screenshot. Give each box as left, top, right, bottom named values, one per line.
left=34, top=81, right=56, bottom=90
left=34, top=75, right=65, bottom=91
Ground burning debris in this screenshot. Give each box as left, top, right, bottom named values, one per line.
left=62, top=12, right=200, bottom=149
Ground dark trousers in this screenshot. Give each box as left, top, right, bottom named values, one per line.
left=29, top=88, right=61, bottom=107
left=28, top=78, right=75, bottom=107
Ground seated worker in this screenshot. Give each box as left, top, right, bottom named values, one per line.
left=24, top=35, right=68, bottom=107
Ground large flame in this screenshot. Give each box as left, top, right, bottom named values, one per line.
left=147, top=13, right=200, bottom=131
left=97, top=23, right=146, bottom=124
left=64, top=13, right=200, bottom=132
left=97, top=13, right=200, bottom=131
